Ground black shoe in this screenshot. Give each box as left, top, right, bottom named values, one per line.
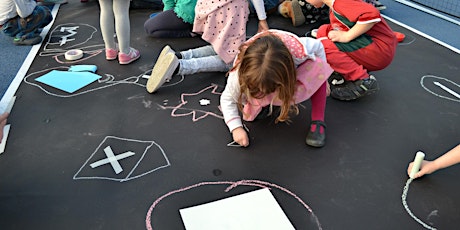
left=13, top=35, right=42, bottom=46
left=330, top=75, right=379, bottom=101
left=306, top=120, right=326, bottom=147
left=373, top=0, right=387, bottom=10
left=328, top=71, right=345, bottom=88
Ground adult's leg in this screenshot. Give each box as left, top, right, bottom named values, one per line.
left=112, top=0, right=131, bottom=54
left=144, top=10, right=193, bottom=38
left=2, top=6, right=52, bottom=38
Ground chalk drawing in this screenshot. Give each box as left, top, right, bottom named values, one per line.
left=39, top=23, right=105, bottom=64
left=145, top=179, right=322, bottom=230
left=73, top=136, right=170, bottom=182
left=421, top=75, right=460, bottom=103
left=158, top=84, right=224, bottom=121
left=89, top=146, right=136, bottom=174
left=401, top=178, right=437, bottom=230
left=23, top=66, right=185, bottom=98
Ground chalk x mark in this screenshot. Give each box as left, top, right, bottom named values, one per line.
left=89, top=146, right=135, bottom=174
left=74, top=136, right=170, bottom=182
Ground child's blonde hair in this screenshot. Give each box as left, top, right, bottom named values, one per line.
left=233, top=34, right=299, bottom=123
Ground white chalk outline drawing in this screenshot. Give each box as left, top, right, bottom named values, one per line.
left=23, top=66, right=185, bottom=98
left=420, top=75, right=460, bottom=103
left=158, top=84, right=224, bottom=121
left=73, top=136, right=170, bottom=182
left=145, top=179, right=322, bottom=230
left=39, top=23, right=104, bottom=64
left=23, top=22, right=186, bottom=96
left=401, top=178, right=437, bottom=230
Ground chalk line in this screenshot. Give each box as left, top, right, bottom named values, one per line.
left=401, top=178, right=437, bottom=230
left=145, top=179, right=322, bottom=230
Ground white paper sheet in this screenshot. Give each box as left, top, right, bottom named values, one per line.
left=179, top=188, right=295, bottom=230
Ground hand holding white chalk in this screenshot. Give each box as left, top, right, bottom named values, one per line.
left=409, top=151, right=425, bottom=178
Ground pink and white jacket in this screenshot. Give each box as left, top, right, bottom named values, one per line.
left=220, top=29, right=333, bottom=132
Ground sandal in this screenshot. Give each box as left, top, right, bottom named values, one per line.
left=306, top=120, right=326, bottom=147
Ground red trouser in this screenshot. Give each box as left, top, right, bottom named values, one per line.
left=317, top=24, right=396, bottom=81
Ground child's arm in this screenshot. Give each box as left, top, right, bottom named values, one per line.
left=407, top=144, right=460, bottom=179
left=328, top=22, right=377, bottom=43
left=220, top=71, right=249, bottom=147
left=249, top=0, right=269, bottom=33
left=303, top=37, right=326, bottom=61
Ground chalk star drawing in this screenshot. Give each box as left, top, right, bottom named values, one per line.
left=145, top=180, right=322, bottom=230
left=159, top=84, right=224, bottom=121
left=421, top=75, right=460, bottom=103
left=74, top=136, right=170, bottom=182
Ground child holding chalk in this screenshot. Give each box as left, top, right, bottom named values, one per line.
left=407, top=144, right=460, bottom=179
left=220, top=29, right=333, bottom=148
left=304, top=0, right=397, bottom=101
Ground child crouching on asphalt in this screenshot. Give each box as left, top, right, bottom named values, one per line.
left=220, top=29, right=333, bottom=148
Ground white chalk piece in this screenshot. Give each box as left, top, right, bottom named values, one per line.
left=409, top=151, right=425, bottom=178
left=64, top=49, right=84, bottom=61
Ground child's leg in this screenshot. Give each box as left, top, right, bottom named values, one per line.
left=144, top=9, right=193, bottom=38
left=306, top=81, right=327, bottom=147
left=112, top=0, right=131, bottom=54
left=180, top=45, right=217, bottom=59
left=310, top=82, right=326, bottom=133
left=319, top=38, right=368, bottom=81
left=99, top=0, right=116, bottom=50
left=178, top=55, right=231, bottom=75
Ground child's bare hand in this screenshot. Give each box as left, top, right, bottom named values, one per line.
left=232, top=126, right=249, bottom=147
left=257, top=20, right=269, bottom=33
left=328, top=30, right=350, bottom=43
left=407, top=160, right=437, bottom=179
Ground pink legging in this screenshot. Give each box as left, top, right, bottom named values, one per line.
left=310, top=82, right=327, bottom=133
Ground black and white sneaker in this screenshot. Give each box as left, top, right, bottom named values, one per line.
left=330, top=75, right=379, bottom=101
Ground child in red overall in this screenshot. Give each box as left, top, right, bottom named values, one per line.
left=306, top=0, right=397, bottom=100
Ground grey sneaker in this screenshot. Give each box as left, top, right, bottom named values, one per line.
left=146, top=52, right=179, bottom=93
left=330, top=75, right=379, bottom=101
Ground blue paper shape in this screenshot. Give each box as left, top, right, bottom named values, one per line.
left=35, top=70, right=102, bottom=93
left=69, top=65, right=97, bottom=73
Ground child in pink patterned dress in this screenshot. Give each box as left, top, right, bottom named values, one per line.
left=146, top=0, right=271, bottom=93
left=221, top=29, right=333, bottom=148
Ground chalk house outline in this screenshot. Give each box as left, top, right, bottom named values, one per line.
left=73, top=136, right=170, bottom=182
